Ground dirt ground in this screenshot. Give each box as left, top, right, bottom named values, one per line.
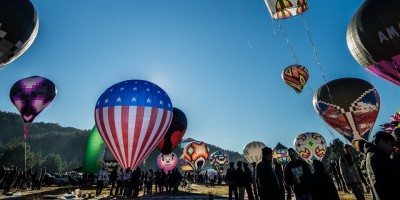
left=0, top=184, right=372, bottom=200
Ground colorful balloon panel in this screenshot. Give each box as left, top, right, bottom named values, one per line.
left=10, top=76, right=57, bottom=123
left=347, top=0, right=400, bottom=86
left=209, top=151, right=229, bottom=173
left=294, top=132, right=327, bottom=162
left=94, top=80, right=173, bottom=170
left=243, top=141, right=266, bottom=164
left=0, top=0, right=39, bottom=67
left=282, top=64, right=309, bottom=93
left=264, top=0, right=308, bottom=20
left=183, top=141, right=210, bottom=172
left=179, top=154, right=193, bottom=171
left=157, top=107, right=187, bottom=154
left=313, top=78, right=380, bottom=143
left=273, top=142, right=289, bottom=165
left=157, top=153, right=178, bottom=173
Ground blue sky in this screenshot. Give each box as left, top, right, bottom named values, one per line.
left=1, top=0, right=398, bottom=153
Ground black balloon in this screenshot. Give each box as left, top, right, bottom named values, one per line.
left=0, top=0, right=39, bottom=67
left=156, top=107, right=188, bottom=154
left=347, top=0, right=400, bottom=86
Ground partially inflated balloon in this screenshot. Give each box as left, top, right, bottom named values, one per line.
left=157, top=153, right=178, bottom=173
left=95, top=80, right=173, bottom=170
left=0, top=0, right=39, bottom=67
left=282, top=64, right=309, bottom=93
left=264, top=0, right=308, bottom=19
left=183, top=141, right=210, bottom=172
left=243, top=141, right=266, bottom=164
left=273, top=142, right=289, bottom=165
left=294, top=132, right=327, bottom=162
left=347, top=0, right=400, bottom=86
left=82, top=125, right=105, bottom=173
left=10, top=76, right=57, bottom=123
left=179, top=154, right=193, bottom=171
left=157, top=107, right=187, bottom=154
left=313, top=78, right=380, bottom=146
left=209, top=151, right=229, bottom=173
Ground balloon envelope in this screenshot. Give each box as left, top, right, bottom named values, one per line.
left=82, top=125, right=105, bottom=173
left=313, top=78, right=380, bottom=144
left=157, top=153, right=178, bottom=173
left=94, top=80, right=173, bottom=170
left=157, top=107, right=187, bottom=154
left=183, top=141, right=210, bottom=172
left=10, top=76, right=57, bottom=123
left=282, top=64, right=309, bottom=93
left=294, top=132, right=327, bottom=162
left=264, top=0, right=308, bottom=19
left=179, top=154, right=193, bottom=171
left=347, top=0, right=400, bottom=86
left=209, top=151, right=229, bottom=173
left=273, top=142, right=289, bottom=165
left=0, top=0, right=39, bottom=67
left=243, top=141, right=266, bottom=164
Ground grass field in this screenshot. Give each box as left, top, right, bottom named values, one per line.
left=0, top=183, right=372, bottom=199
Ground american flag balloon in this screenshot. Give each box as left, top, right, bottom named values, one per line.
left=95, top=80, right=173, bottom=170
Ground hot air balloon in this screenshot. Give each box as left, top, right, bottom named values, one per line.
left=157, top=153, right=178, bottom=173
left=0, top=0, right=39, bottom=67
left=273, top=142, right=289, bottom=165
left=157, top=107, right=187, bottom=154
left=347, top=0, right=400, bottom=86
left=82, top=125, right=106, bottom=173
left=94, top=80, right=173, bottom=170
left=282, top=64, right=309, bottom=93
left=294, top=132, right=327, bottom=162
left=183, top=141, right=210, bottom=172
left=209, top=151, right=229, bottom=173
left=264, top=0, right=308, bottom=19
left=313, top=78, right=380, bottom=147
left=243, top=141, right=266, bottom=164
left=10, top=76, right=57, bottom=140
left=179, top=154, right=193, bottom=171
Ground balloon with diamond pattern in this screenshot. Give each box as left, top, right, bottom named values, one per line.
left=294, top=132, right=326, bottom=162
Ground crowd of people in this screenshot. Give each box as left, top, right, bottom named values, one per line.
left=0, top=166, right=48, bottom=195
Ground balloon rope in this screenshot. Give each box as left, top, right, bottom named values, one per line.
left=300, top=92, right=318, bottom=131
left=305, top=84, right=337, bottom=139
left=276, top=20, right=299, bottom=64
left=301, top=15, right=334, bottom=102
left=23, top=123, right=29, bottom=141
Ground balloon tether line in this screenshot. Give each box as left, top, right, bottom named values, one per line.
left=276, top=20, right=298, bottom=64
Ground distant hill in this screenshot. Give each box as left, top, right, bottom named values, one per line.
left=0, top=111, right=244, bottom=172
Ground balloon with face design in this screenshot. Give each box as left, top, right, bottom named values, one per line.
left=157, top=107, right=187, bottom=154
left=157, top=152, right=178, bottom=173
left=183, top=141, right=210, bottom=172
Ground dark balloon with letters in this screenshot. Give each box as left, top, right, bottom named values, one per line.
left=157, top=107, right=188, bottom=154
left=347, top=0, right=400, bottom=86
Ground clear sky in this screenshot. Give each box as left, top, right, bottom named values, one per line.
left=1, top=0, right=398, bottom=153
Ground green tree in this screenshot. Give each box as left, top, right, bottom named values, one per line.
left=0, top=142, right=42, bottom=169
left=68, top=158, right=80, bottom=171
left=42, top=153, right=63, bottom=173
left=328, top=138, right=345, bottom=161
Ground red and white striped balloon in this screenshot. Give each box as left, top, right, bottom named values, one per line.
left=94, top=80, right=173, bottom=169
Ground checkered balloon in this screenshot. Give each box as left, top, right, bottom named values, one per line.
left=0, top=0, right=39, bottom=67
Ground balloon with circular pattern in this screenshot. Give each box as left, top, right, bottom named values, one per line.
left=0, top=0, right=39, bottom=67
left=183, top=141, right=210, bottom=172
left=243, top=141, right=266, bottom=164
left=294, top=132, right=327, bottom=162
left=157, top=153, right=178, bottom=173
left=209, top=151, right=229, bottom=173
left=94, top=79, right=173, bottom=170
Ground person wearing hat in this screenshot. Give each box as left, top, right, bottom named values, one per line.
left=284, top=148, right=312, bottom=200
left=365, top=131, right=400, bottom=200
left=256, top=146, right=284, bottom=200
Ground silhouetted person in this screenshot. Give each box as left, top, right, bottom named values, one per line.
left=109, top=166, right=118, bottom=196
left=226, top=162, right=238, bottom=200
left=284, top=148, right=312, bottom=200
left=243, top=162, right=254, bottom=200
left=311, top=160, right=340, bottom=200
left=96, top=167, right=105, bottom=196
left=257, top=146, right=283, bottom=200
left=339, top=144, right=365, bottom=200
